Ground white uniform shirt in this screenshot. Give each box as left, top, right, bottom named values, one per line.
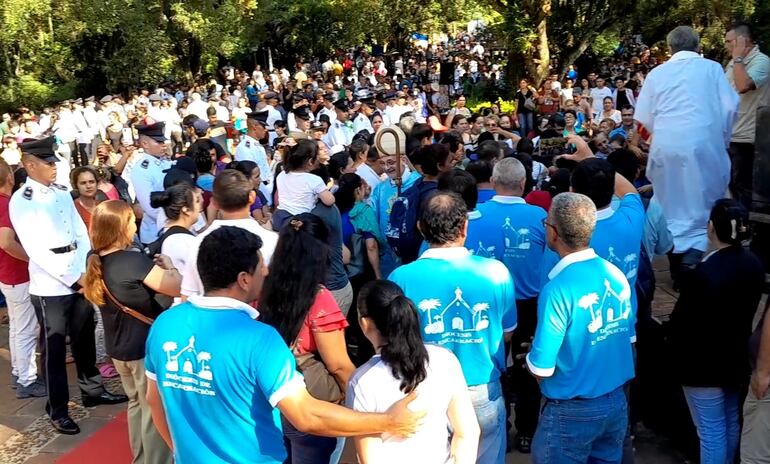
left=318, top=106, right=337, bottom=125
left=235, top=134, right=273, bottom=204
left=180, top=218, right=278, bottom=297
left=635, top=50, right=739, bottom=252
left=130, top=152, right=172, bottom=243
left=9, top=178, right=90, bottom=296
left=323, top=120, right=354, bottom=155
left=352, top=113, right=374, bottom=135
left=355, top=163, right=383, bottom=190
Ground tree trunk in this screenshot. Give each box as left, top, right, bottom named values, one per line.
left=559, top=41, right=592, bottom=77
left=528, top=10, right=551, bottom=87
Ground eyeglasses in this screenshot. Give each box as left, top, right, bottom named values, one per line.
left=485, top=123, right=497, bottom=128
left=542, top=218, right=558, bottom=234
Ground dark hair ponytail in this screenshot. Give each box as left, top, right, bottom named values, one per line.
left=150, top=183, right=196, bottom=221
left=358, top=280, right=428, bottom=394
left=710, top=198, right=750, bottom=246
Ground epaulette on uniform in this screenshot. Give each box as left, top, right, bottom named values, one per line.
left=141, top=159, right=150, bottom=169
left=22, top=187, right=33, bottom=200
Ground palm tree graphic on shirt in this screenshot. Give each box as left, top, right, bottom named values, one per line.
left=607, top=246, right=638, bottom=280
left=418, top=287, right=490, bottom=335
left=577, top=279, right=632, bottom=334
left=502, top=217, right=532, bottom=250
left=162, top=336, right=214, bottom=380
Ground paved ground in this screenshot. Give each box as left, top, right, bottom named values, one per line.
left=0, top=258, right=691, bottom=463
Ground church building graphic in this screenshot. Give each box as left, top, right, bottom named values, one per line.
left=417, top=287, right=490, bottom=335
left=502, top=217, right=532, bottom=250
left=162, top=336, right=213, bottom=381
left=606, top=246, right=638, bottom=280
left=577, top=279, right=632, bottom=334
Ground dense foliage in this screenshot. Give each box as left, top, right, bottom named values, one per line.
left=0, top=0, right=768, bottom=110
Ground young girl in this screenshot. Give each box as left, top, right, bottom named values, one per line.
left=272, top=139, right=334, bottom=230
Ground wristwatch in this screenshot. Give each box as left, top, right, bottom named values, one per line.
left=734, top=56, right=745, bottom=64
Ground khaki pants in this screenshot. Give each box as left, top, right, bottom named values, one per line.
left=113, top=358, right=172, bottom=464
left=741, top=387, right=770, bottom=464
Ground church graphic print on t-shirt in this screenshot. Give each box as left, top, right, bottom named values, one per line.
left=160, top=336, right=216, bottom=396
left=578, top=278, right=632, bottom=343
left=606, top=246, right=638, bottom=280
left=418, top=287, right=489, bottom=338
left=502, top=217, right=532, bottom=251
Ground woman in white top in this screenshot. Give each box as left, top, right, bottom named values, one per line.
left=348, top=280, right=479, bottom=464
left=148, top=182, right=203, bottom=276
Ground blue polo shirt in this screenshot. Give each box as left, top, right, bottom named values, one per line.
left=389, top=247, right=517, bottom=386
left=540, top=193, right=645, bottom=339
left=476, top=196, right=547, bottom=300
left=145, top=295, right=305, bottom=464
left=527, top=249, right=635, bottom=400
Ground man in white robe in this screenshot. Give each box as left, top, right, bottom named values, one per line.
left=635, top=26, right=739, bottom=276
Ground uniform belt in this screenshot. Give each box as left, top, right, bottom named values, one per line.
left=51, top=243, right=77, bottom=254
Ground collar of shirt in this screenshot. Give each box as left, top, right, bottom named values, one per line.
left=468, top=210, right=481, bottom=220
left=668, top=51, right=701, bottom=62
left=25, top=176, right=54, bottom=193
left=187, top=294, right=259, bottom=319
left=420, top=246, right=471, bottom=260
left=548, top=248, right=598, bottom=280
left=596, top=206, right=615, bottom=221
left=490, top=195, right=525, bottom=205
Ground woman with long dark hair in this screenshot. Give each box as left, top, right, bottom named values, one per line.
left=349, top=280, right=479, bottom=463
left=669, top=199, right=765, bottom=464
left=260, top=213, right=355, bottom=464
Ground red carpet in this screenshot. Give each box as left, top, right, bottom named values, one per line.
left=56, top=411, right=133, bottom=464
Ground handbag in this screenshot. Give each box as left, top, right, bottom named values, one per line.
left=524, top=96, right=537, bottom=111
left=292, top=343, right=344, bottom=404
left=101, top=280, right=154, bottom=325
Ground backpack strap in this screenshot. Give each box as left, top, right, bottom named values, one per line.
left=101, top=281, right=154, bottom=326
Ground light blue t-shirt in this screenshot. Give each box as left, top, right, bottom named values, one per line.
left=527, top=249, right=635, bottom=400
left=371, top=171, right=421, bottom=276
left=476, top=196, right=547, bottom=300
left=389, top=247, right=517, bottom=386
left=540, top=193, right=645, bottom=339
left=144, top=296, right=305, bottom=464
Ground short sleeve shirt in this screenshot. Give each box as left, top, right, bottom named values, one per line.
left=276, top=171, right=327, bottom=215
left=101, top=250, right=169, bottom=360
left=0, top=193, right=29, bottom=285
left=144, top=295, right=304, bottom=464
left=295, top=288, right=349, bottom=354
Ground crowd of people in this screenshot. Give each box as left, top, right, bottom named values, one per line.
left=0, top=21, right=769, bottom=464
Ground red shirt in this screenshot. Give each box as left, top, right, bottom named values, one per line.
left=525, top=190, right=552, bottom=212
left=295, top=287, right=349, bottom=355
left=0, top=193, right=30, bottom=285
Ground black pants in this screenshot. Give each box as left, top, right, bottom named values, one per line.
left=511, top=297, right=541, bottom=438
left=729, top=142, right=754, bottom=210
left=31, top=293, right=104, bottom=420
left=667, top=249, right=704, bottom=291
left=281, top=416, right=336, bottom=464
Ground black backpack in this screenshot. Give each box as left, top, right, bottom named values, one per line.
left=385, top=179, right=437, bottom=264
left=144, top=225, right=194, bottom=258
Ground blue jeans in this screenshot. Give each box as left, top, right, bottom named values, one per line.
left=468, top=380, right=506, bottom=464
left=518, top=112, right=534, bottom=138
left=682, top=386, right=740, bottom=464
left=533, top=386, right=627, bottom=463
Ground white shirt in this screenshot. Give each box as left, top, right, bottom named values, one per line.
left=323, top=120, right=354, bottom=155
left=635, top=50, right=739, bottom=252
left=130, top=152, right=173, bottom=243
left=187, top=100, right=209, bottom=121
left=9, top=178, right=90, bottom=296
left=180, top=218, right=278, bottom=297
left=356, top=163, right=383, bottom=190
left=589, top=86, right=613, bottom=118
left=276, top=171, right=327, bottom=215
left=347, top=345, right=467, bottom=464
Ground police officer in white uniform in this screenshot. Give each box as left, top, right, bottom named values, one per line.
left=130, top=121, right=173, bottom=244
left=323, top=99, right=354, bottom=155
left=234, top=111, right=273, bottom=205
left=262, top=91, right=283, bottom=146
left=352, top=90, right=375, bottom=134
left=290, top=105, right=313, bottom=137
left=10, top=137, right=127, bottom=435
